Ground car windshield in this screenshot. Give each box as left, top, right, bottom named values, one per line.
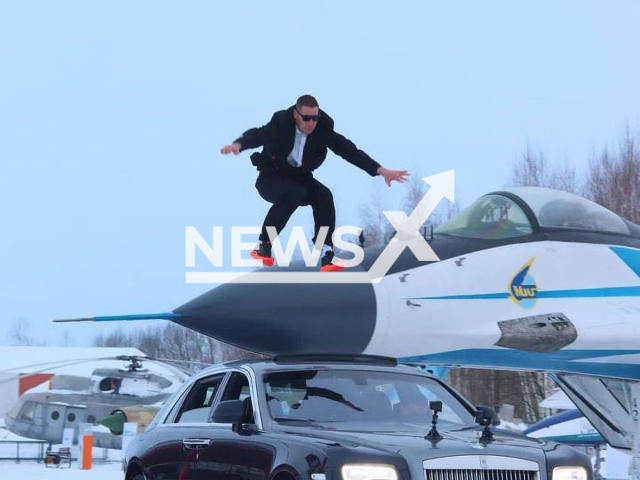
left=263, top=369, right=473, bottom=433
left=436, top=194, right=533, bottom=239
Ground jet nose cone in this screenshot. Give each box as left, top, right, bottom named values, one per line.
left=175, top=270, right=377, bottom=355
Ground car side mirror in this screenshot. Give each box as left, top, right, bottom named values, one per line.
left=475, top=405, right=501, bottom=426
left=211, top=400, right=245, bottom=425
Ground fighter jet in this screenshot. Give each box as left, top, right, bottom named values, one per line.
left=56, top=185, right=640, bottom=450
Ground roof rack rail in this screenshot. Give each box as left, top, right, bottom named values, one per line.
left=272, top=353, right=398, bottom=367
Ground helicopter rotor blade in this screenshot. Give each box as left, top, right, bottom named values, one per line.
left=144, top=356, right=213, bottom=368
left=0, top=354, right=181, bottom=387
left=0, top=358, right=127, bottom=387
left=0, top=357, right=124, bottom=374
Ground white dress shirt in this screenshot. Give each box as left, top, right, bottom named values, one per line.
left=287, top=127, right=307, bottom=167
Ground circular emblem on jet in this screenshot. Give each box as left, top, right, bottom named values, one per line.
left=508, top=258, right=538, bottom=309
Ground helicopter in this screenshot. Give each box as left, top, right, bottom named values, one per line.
left=3, top=354, right=190, bottom=449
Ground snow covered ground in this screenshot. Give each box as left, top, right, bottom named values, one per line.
left=1, top=419, right=49, bottom=460
left=0, top=460, right=123, bottom=480
left=2, top=420, right=122, bottom=473
left=1, top=421, right=123, bottom=463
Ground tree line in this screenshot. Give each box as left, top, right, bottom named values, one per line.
left=92, top=323, right=263, bottom=372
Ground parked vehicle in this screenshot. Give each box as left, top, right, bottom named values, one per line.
left=124, top=355, right=592, bottom=480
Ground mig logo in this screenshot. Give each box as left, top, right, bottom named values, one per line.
left=508, top=258, right=538, bottom=309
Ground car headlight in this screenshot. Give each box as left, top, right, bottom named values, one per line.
left=342, top=464, right=398, bottom=480
left=552, top=467, right=588, bottom=480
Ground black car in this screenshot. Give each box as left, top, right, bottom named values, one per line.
left=124, top=355, right=592, bottom=480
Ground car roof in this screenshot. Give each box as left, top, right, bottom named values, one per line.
left=199, top=355, right=435, bottom=378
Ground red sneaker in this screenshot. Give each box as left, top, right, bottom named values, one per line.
left=320, top=250, right=345, bottom=272
left=250, top=244, right=274, bottom=267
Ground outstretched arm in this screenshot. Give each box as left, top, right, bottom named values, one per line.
left=327, top=129, right=381, bottom=176
left=328, top=129, right=409, bottom=185
left=220, top=112, right=280, bottom=155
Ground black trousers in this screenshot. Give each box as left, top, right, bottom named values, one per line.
left=255, top=172, right=335, bottom=246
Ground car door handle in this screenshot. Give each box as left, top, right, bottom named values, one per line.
left=182, top=438, right=211, bottom=449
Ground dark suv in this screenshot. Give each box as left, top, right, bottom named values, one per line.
left=124, top=355, right=592, bottom=480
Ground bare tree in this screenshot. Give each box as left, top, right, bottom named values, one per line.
left=508, top=143, right=578, bottom=193
left=449, top=368, right=547, bottom=423
left=358, top=190, right=389, bottom=248
left=549, top=163, right=579, bottom=194
left=403, top=171, right=460, bottom=231
left=7, top=318, right=37, bottom=346
left=519, top=371, right=548, bottom=421
left=60, top=329, right=73, bottom=347
left=359, top=170, right=459, bottom=248
left=511, top=132, right=640, bottom=215
left=509, top=144, right=548, bottom=188
left=92, top=323, right=262, bottom=371
left=403, top=173, right=428, bottom=216
left=585, top=127, right=640, bottom=224
left=94, top=327, right=128, bottom=348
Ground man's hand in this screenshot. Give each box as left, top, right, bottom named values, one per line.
left=220, top=143, right=242, bottom=155
left=377, top=167, right=410, bottom=186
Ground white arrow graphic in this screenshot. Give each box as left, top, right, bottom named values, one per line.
left=366, top=170, right=455, bottom=281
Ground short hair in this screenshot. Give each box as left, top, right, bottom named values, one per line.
left=296, top=95, right=319, bottom=109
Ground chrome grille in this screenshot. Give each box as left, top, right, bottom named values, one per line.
left=423, top=456, right=540, bottom=480
left=425, top=470, right=537, bottom=480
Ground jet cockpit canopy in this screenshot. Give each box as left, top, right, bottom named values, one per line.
left=436, top=186, right=638, bottom=239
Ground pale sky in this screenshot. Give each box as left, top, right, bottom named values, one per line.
left=1, top=0, right=639, bottom=346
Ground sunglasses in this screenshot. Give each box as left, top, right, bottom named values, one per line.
left=295, top=108, right=320, bottom=122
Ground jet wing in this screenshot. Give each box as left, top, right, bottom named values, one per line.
left=553, top=373, right=638, bottom=451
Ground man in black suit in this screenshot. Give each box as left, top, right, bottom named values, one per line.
left=221, top=95, right=408, bottom=270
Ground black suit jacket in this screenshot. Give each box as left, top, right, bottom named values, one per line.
left=234, top=106, right=381, bottom=177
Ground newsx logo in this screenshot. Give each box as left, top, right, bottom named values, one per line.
left=186, top=225, right=363, bottom=269
left=185, top=171, right=454, bottom=284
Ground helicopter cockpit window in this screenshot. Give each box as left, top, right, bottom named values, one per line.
left=7, top=401, right=23, bottom=419
left=436, top=195, right=533, bottom=239
left=99, top=377, right=122, bottom=394
left=119, top=378, right=150, bottom=396
left=172, top=373, right=225, bottom=424
left=505, top=187, right=630, bottom=235
left=19, top=401, right=37, bottom=422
